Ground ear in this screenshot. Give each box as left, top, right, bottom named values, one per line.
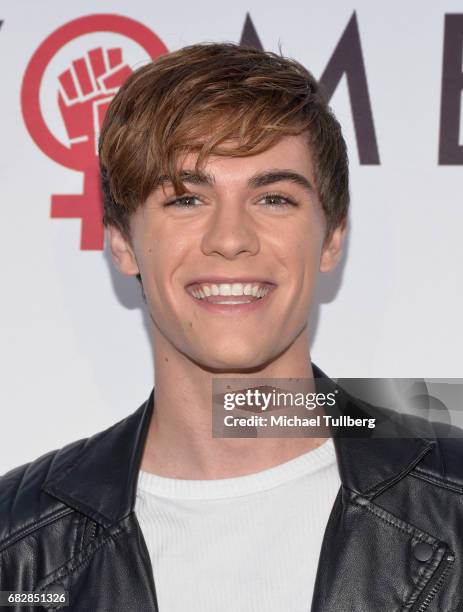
left=107, top=224, right=140, bottom=276
left=319, top=220, right=347, bottom=273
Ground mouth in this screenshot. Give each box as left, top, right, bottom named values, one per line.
left=185, top=279, right=277, bottom=314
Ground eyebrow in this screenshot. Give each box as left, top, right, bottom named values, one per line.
left=155, top=169, right=314, bottom=194
left=247, top=170, right=314, bottom=194
left=156, top=170, right=215, bottom=187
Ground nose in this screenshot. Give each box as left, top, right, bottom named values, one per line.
left=200, top=198, right=259, bottom=259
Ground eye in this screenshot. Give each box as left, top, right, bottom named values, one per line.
left=259, top=193, right=298, bottom=208
left=164, top=195, right=201, bottom=208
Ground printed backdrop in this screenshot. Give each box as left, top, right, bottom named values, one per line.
left=1, top=0, right=462, bottom=472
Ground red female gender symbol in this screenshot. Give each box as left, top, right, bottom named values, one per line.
left=21, top=14, right=167, bottom=250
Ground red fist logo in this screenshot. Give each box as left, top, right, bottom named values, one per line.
left=47, top=47, right=133, bottom=248
left=58, top=47, right=132, bottom=155
left=21, top=14, right=168, bottom=250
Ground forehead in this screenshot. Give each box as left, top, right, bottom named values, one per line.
left=177, top=134, right=315, bottom=183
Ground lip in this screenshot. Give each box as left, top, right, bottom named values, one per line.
left=185, top=283, right=277, bottom=315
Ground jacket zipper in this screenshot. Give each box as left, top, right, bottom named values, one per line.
left=410, top=552, right=454, bottom=612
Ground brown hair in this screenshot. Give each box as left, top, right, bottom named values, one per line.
left=99, top=42, right=349, bottom=282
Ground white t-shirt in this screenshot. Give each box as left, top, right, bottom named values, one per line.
left=135, top=438, right=341, bottom=612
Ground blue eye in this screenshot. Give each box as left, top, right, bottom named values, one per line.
left=164, top=196, right=200, bottom=208
left=261, top=194, right=297, bottom=208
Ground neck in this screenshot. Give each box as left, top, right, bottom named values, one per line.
left=140, top=326, right=327, bottom=479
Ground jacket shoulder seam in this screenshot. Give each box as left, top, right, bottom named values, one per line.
left=352, top=495, right=414, bottom=537
left=411, top=466, right=463, bottom=494
left=0, top=506, right=75, bottom=553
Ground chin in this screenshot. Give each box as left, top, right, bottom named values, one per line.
left=192, top=343, right=274, bottom=373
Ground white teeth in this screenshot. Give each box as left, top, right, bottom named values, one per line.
left=190, top=282, right=271, bottom=300
left=220, top=284, right=232, bottom=296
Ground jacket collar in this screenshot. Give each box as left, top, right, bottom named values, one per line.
left=312, top=364, right=436, bottom=499
left=42, top=364, right=436, bottom=527
left=42, top=389, right=155, bottom=528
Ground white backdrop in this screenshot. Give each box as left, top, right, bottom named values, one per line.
left=1, top=0, right=462, bottom=473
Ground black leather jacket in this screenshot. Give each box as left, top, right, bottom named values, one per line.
left=1, top=365, right=463, bottom=611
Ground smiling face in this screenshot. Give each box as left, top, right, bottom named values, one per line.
left=108, top=134, right=346, bottom=372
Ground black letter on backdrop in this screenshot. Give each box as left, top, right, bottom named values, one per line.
left=240, top=12, right=378, bottom=164
left=439, top=14, right=463, bottom=165
left=240, top=14, right=264, bottom=50
left=319, top=12, right=380, bottom=165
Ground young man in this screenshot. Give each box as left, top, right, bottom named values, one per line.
left=1, top=43, right=463, bottom=612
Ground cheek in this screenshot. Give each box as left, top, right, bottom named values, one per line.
left=274, top=221, right=324, bottom=274
left=139, top=234, right=196, bottom=316
left=138, top=228, right=185, bottom=278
